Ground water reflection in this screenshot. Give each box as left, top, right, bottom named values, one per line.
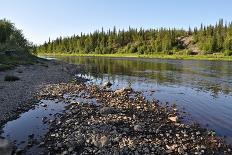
left=58, top=56, right=232, bottom=97
left=48, top=56, right=232, bottom=143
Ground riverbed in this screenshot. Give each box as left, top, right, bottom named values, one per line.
left=51, top=56, right=232, bottom=143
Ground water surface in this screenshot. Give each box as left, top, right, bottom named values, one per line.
left=52, top=56, right=232, bottom=143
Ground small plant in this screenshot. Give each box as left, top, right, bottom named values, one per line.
left=4, top=75, right=20, bottom=81
left=224, top=50, right=232, bottom=56
left=208, top=130, right=216, bottom=136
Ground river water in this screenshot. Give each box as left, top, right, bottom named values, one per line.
left=53, top=56, right=232, bottom=143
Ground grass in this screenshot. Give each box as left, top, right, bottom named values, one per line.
left=38, top=53, right=232, bottom=61
left=0, top=50, right=38, bottom=71
left=4, top=75, right=20, bottom=81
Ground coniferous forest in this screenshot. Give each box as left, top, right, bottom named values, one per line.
left=37, top=19, right=232, bottom=56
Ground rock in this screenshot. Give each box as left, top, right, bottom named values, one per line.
left=100, top=107, right=117, bottom=115
left=178, top=147, right=185, bottom=154
left=41, top=103, right=47, bottom=107
left=62, top=150, right=68, bottom=155
left=133, top=124, right=143, bottom=132
left=0, top=139, right=12, bottom=155
left=115, top=87, right=132, bottom=94
left=57, top=143, right=63, bottom=148
left=168, top=116, right=178, bottom=122
left=103, top=82, right=112, bottom=88
left=183, top=145, right=187, bottom=150
left=100, top=136, right=109, bottom=147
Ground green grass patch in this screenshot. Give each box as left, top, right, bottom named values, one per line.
left=38, top=53, right=232, bottom=61
left=4, top=75, right=20, bottom=81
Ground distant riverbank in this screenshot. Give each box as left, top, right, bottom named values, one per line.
left=38, top=53, right=232, bottom=61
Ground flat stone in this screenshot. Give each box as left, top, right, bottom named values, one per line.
left=168, top=116, right=178, bottom=122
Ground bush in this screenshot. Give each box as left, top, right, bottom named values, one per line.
left=224, top=50, right=232, bottom=56
left=4, top=75, right=20, bottom=81
left=184, top=49, right=193, bottom=55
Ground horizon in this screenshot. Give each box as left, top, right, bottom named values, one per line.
left=1, top=0, right=232, bottom=45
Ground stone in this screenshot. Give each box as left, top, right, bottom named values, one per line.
left=100, top=135, right=109, bottom=147
left=62, top=150, right=68, bottom=155
left=115, top=87, right=132, bottom=94
left=134, top=124, right=143, bottom=132
left=100, top=107, right=117, bottom=115
left=178, top=147, right=185, bottom=154
left=41, top=103, right=47, bottom=107
left=103, top=82, right=112, bottom=88
left=168, top=116, right=178, bottom=122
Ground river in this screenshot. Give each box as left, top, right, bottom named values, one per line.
left=51, top=56, right=232, bottom=143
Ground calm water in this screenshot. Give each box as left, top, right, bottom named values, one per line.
left=52, top=56, right=232, bottom=143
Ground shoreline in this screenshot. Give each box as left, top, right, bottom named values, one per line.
left=38, top=53, right=232, bottom=61
left=36, top=83, right=231, bottom=154
left=0, top=58, right=231, bottom=154
left=0, top=59, right=84, bottom=127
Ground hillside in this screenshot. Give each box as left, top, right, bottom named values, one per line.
left=37, top=19, right=232, bottom=56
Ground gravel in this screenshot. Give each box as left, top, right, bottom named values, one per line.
left=0, top=59, right=81, bottom=125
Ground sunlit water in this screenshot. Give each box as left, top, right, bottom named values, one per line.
left=51, top=56, right=232, bottom=144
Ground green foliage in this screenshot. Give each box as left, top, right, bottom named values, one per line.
left=0, top=19, right=33, bottom=52
left=37, top=19, right=232, bottom=56
left=37, top=27, right=185, bottom=55
left=4, top=75, right=20, bottom=81
left=224, top=50, right=232, bottom=56
left=0, top=19, right=37, bottom=71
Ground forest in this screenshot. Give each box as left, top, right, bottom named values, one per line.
left=37, top=19, right=232, bottom=56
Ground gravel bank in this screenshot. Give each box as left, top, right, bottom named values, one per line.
left=34, top=83, right=231, bottom=155
left=0, top=59, right=81, bottom=125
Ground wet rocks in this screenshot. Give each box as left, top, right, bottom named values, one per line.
left=34, top=83, right=232, bottom=155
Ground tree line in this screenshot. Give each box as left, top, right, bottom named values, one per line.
left=36, top=19, right=232, bottom=56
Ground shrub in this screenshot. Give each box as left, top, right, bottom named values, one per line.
left=224, top=50, right=232, bottom=56
left=4, top=75, right=20, bottom=81
left=184, top=49, right=193, bottom=55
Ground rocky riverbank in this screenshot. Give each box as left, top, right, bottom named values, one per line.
left=0, top=59, right=84, bottom=126
left=32, top=83, right=231, bottom=155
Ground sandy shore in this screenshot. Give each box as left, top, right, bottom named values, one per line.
left=0, top=59, right=81, bottom=125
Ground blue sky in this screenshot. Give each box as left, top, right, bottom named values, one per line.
left=1, top=0, right=232, bottom=44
